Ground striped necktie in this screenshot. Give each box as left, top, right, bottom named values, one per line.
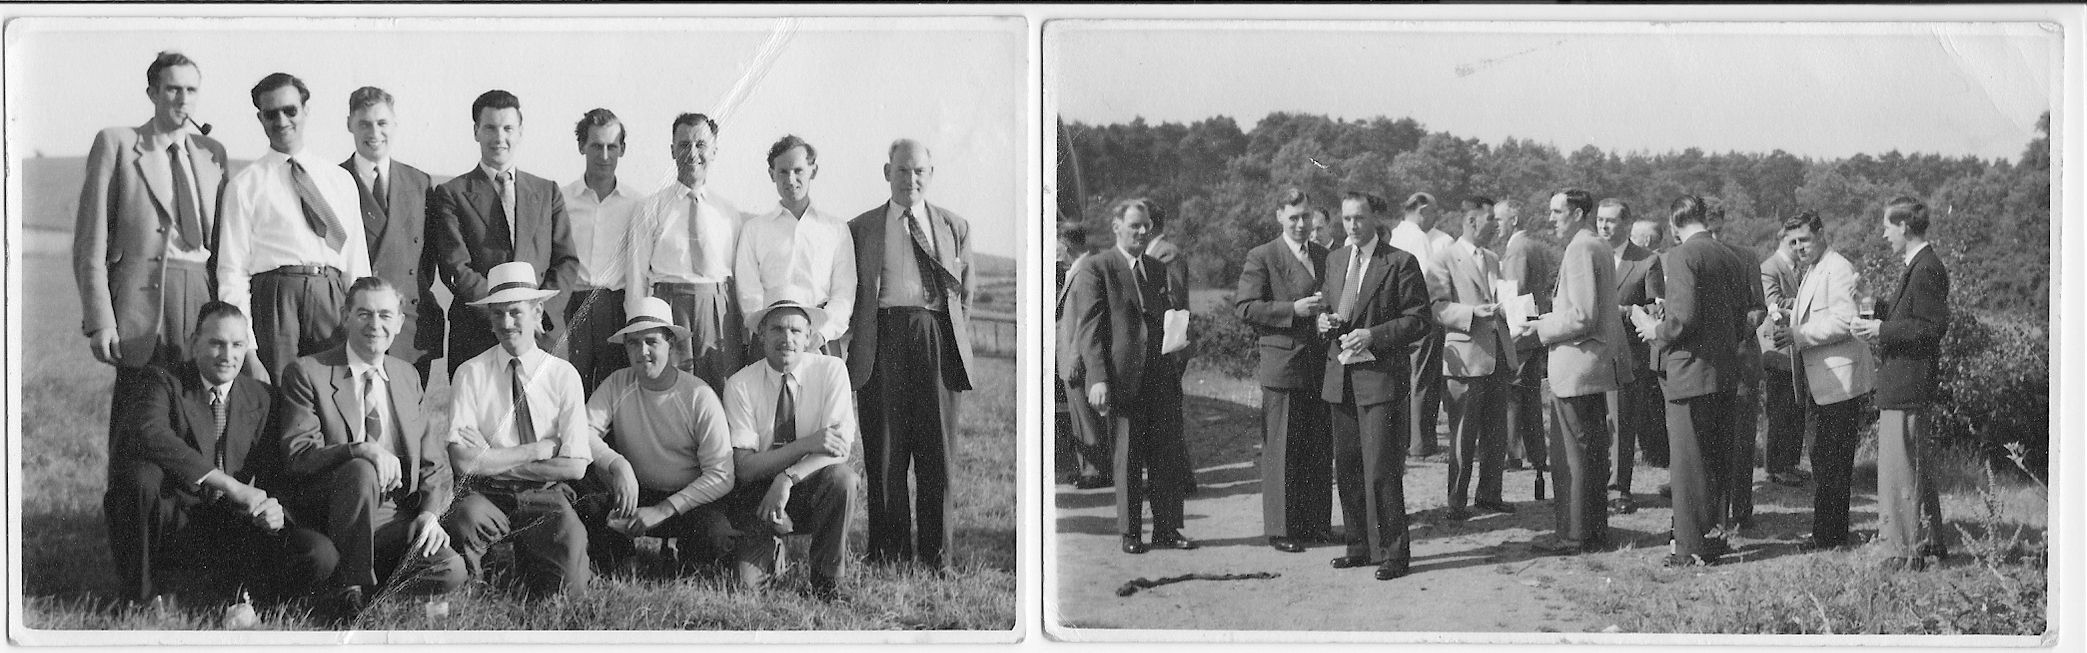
left=210, top=388, right=229, bottom=471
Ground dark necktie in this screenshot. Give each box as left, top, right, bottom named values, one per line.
left=288, top=158, right=346, bottom=251
left=688, top=193, right=706, bottom=276
left=904, top=209, right=947, bottom=303
left=772, top=371, right=797, bottom=448
left=363, top=370, right=385, bottom=445
left=510, top=358, right=536, bottom=444
left=210, top=388, right=229, bottom=472
left=168, top=143, right=203, bottom=250
left=1133, top=257, right=1155, bottom=314
left=372, top=164, right=389, bottom=215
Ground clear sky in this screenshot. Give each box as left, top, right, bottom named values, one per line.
left=8, top=16, right=1025, bottom=256
left=1049, top=21, right=2057, bottom=162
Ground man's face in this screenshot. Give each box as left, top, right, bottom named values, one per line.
left=579, top=123, right=625, bottom=176
left=254, top=85, right=306, bottom=155
left=1882, top=214, right=1907, bottom=254
left=769, top=145, right=817, bottom=205
left=1495, top=204, right=1522, bottom=236
left=1466, top=203, right=1501, bottom=246
left=884, top=144, right=934, bottom=206
left=1412, top=204, right=1437, bottom=231
left=1310, top=211, right=1336, bottom=244
left=1275, top=204, right=1311, bottom=244
left=1629, top=220, right=1661, bottom=249
left=760, top=311, right=812, bottom=369
left=1595, top=205, right=1624, bottom=241
left=1340, top=198, right=1379, bottom=245
left=347, top=101, right=395, bottom=162
left=671, top=121, right=716, bottom=185
left=1782, top=224, right=1820, bottom=266
left=623, top=329, right=676, bottom=381
left=1114, top=206, right=1154, bottom=252
left=488, top=300, right=541, bottom=354
left=1547, top=194, right=1579, bottom=234
left=148, top=65, right=201, bottom=130
left=191, top=314, right=250, bottom=387
left=343, top=286, right=402, bottom=360
left=474, top=106, right=523, bottom=169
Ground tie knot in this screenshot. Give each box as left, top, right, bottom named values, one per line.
left=167, top=141, right=181, bottom=156
left=210, top=389, right=223, bottom=406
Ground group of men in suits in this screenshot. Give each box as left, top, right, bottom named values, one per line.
left=77, top=50, right=981, bottom=614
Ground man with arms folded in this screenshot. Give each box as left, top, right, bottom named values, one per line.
left=217, top=73, right=370, bottom=381
left=628, top=113, right=749, bottom=391
left=577, top=296, right=735, bottom=573
left=1851, top=197, right=1951, bottom=571
left=1596, top=199, right=1663, bottom=514
left=1234, top=188, right=1334, bottom=552
left=339, top=87, right=441, bottom=386
left=1427, top=194, right=1517, bottom=521
left=1319, top=191, right=1432, bottom=580
left=735, top=134, right=856, bottom=356
left=1765, top=212, right=1873, bottom=553
left=721, top=298, right=860, bottom=600
left=560, top=108, right=644, bottom=394
left=277, top=277, right=466, bottom=616
left=440, top=261, right=593, bottom=596
left=1386, top=192, right=1453, bottom=458
left=1496, top=198, right=1554, bottom=472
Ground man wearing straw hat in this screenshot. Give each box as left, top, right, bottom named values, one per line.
left=439, top=261, right=594, bottom=596
left=575, top=296, right=736, bottom=573
left=720, top=297, right=859, bottom=600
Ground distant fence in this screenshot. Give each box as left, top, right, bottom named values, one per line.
left=971, top=310, right=1016, bottom=358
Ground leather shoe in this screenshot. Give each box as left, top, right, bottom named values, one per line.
left=1768, top=470, right=1807, bottom=487
left=804, top=574, right=840, bottom=602
left=1299, top=527, right=1339, bottom=543
left=1530, top=539, right=1587, bottom=556
left=1073, top=475, right=1113, bottom=490
left=1607, top=496, right=1638, bottom=515
left=1121, top=535, right=1148, bottom=555
left=1375, top=561, right=1409, bottom=581
left=1330, top=555, right=1372, bottom=569
left=1797, top=537, right=1849, bottom=552
left=1663, top=553, right=1712, bottom=567
left=1268, top=536, right=1305, bottom=553
left=1657, top=483, right=1672, bottom=498
left=1441, top=507, right=1471, bottom=522
left=1151, top=530, right=1198, bottom=550
left=1473, top=499, right=1516, bottom=514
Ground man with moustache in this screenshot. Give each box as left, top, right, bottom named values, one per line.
left=1497, top=199, right=1554, bottom=473
left=628, top=113, right=749, bottom=392
left=1387, top=192, right=1453, bottom=458
left=1234, top=188, right=1333, bottom=552
left=429, top=90, right=578, bottom=375
left=734, top=135, right=857, bottom=356
left=1851, top=197, right=1951, bottom=571
left=217, top=73, right=370, bottom=382
left=559, top=108, right=643, bottom=395
left=1320, top=191, right=1431, bottom=580
left=1767, top=212, right=1873, bottom=553
left=1596, top=199, right=1663, bottom=514
left=1427, top=195, right=1518, bottom=520
left=1759, top=219, right=1811, bottom=489
left=339, top=87, right=440, bottom=385
left=1521, top=190, right=1631, bottom=554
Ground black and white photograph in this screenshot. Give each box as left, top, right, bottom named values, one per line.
left=1047, top=16, right=2062, bottom=641
left=7, top=10, right=1023, bottom=642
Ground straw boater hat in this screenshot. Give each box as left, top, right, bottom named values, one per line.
left=749, top=297, right=829, bottom=336
left=608, top=296, right=692, bottom=344
left=467, top=261, right=561, bottom=306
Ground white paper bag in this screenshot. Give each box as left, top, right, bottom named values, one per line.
left=1161, top=309, right=1191, bottom=354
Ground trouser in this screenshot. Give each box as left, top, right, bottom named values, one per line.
left=1061, top=375, right=1112, bottom=479
left=561, top=288, right=629, bottom=397
left=1807, top=395, right=1862, bottom=544
left=1725, top=378, right=1761, bottom=530
left=1762, top=366, right=1807, bottom=473
left=1608, top=374, right=1663, bottom=498
left=103, top=460, right=337, bottom=602
left=106, top=261, right=207, bottom=474
left=285, top=458, right=466, bottom=594
left=1332, top=387, right=1409, bottom=564
left=1115, top=352, right=1189, bottom=537
left=251, top=266, right=346, bottom=379
left=860, top=307, right=960, bottom=567
left=1444, top=371, right=1508, bottom=509
left=575, top=485, right=736, bottom=570
left=441, top=482, right=591, bottom=597
left=1408, top=330, right=1445, bottom=457
left=1261, top=385, right=1333, bottom=538
left=653, top=281, right=744, bottom=393
left=1876, top=408, right=1947, bottom=558
left=1665, top=390, right=1733, bottom=557
left=1546, top=393, right=1611, bottom=548
left=1504, top=349, right=1549, bottom=469
left=718, top=465, right=858, bottom=588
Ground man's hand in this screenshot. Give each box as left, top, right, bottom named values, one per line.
left=357, top=443, right=403, bottom=493
left=534, top=437, right=561, bottom=461
left=1633, top=318, right=1661, bottom=343
left=250, top=497, right=285, bottom=532
left=816, top=426, right=849, bottom=458
left=86, top=329, right=120, bottom=366
left=609, top=463, right=640, bottom=520
left=1472, top=303, right=1499, bottom=319
left=632, top=504, right=672, bottom=534
left=1087, top=382, right=1109, bottom=417
left=219, top=480, right=270, bottom=514
left=1850, top=318, right=1881, bottom=341
left=1338, top=326, right=1374, bottom=353
left=406, top=510, right=449, bottom=558
left=1291, top=293, right=1326, bottom=317
left=759, top=476, right=795, bottom=534
left=1770, top=324, right=1793, bottom=350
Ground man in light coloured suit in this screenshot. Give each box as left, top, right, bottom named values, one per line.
left=1426, top=195, right=1517, bottom=520
left=1767, top=212, right=1873, bottom=552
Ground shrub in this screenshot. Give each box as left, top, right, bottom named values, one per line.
left=1929, top=311, right=2048, bottom=478
left=1187, top=295, right=1260, bottom=379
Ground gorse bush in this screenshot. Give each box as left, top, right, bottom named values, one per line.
left=1186, top=297, right=1260, bottom=380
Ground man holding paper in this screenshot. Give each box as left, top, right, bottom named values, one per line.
left=1597, top=199, right=1664, bottom=515
left=1497, top=199, right=1555, bottom=472
left=1319, top=191, right=1432, bottom=580
left=1234, top=188, right=1334, bottom=552
left=1426, top=195, right=1517, bottom=519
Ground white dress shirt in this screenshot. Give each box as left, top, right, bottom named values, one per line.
left=143, top=128, right=212, bottom=265
left=1900, top=240, right=1930, bottom=266
left=560, top=178, right=645, bottom=291
left=722, top=353, right=856, bottom=482
left=345, top=346, right=402, bottom=457
left=877, top=200, right=943, bottom=310
left=447, top=346, right=592, bottom=469
left=733, top=201, right=857, bottom=340
left=216, top=149, right=372, bottom=346
left=630, top=183, right=745, bottom=291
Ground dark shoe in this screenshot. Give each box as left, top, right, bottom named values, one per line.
left=322, top=585, right=367, bottom=625
left=804, top=574, right=840, bottom=602
left=1441, top=507, right=1471, bottom=522
left=1768, top=471, right=1807, bottom=487
left=1299, top=527, right=1340, bottom=543
left=1268, top=536, right=1306, bottom=553
left=1473, top=499, right=1516, bottom=514
left=1375, top=561, right=1410, bottom=581
left=1881, top=556, right=1929, bottom=572
left=1663, top=553, right=1713, bottom=567
left=1703, top=538, right=1733, bottom=559
left=1151, top=530, right=1198, bottom=550
left=1657, top=484, right=1672, bottom=498
left=1530, top=539, right=1587, bottom=557
left=1183, top=476, right=1199, bottom=496
left=1608, top=496, right=1638, bottom=515
left=1797, top=537, right=1850, bottom=552
left=1330, top=555, right=1373, bottom=569
left=1121, top=535, right=1148, bottom=555
left=1072, top=475, right=1113, bottom=490
left=1918, top=544, right=1951, bottom=560
left=1503, top=458, right=1527, bottom=471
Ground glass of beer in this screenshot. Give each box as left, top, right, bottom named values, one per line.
left=1858, top=294, right=1876, bottom=320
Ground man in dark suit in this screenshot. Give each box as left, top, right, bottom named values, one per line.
left=103, top=301, right=337, bottom=603
left=1710, top=215, right=1767, bottom=532
left=1144, top=222, right=1198, bottom=495
left=1068, top=198, right=1195, bottom=555
left=1525, top=190, right=1632, bottom=555
left=339, top=87, right=440, bottom=385
left=1852, top=196, right=1951, bottom=570
left=1320, top=191, right=1432, bottom=580
left=1428, top=195, right=1517, bottom=520
left=1758, top=229, right=1809, bottom=488
left=277, top=278, right=466, bottom=615
left=429, top=89, right=577, bottom=375
left=846, top=139, right=976, bottom=568
left=1057, top=222, right=1110, bottom=489
left=1596, top=199, right=1663, bottom=514
left=1634, top=195, right=1745, bottom=566
left=1497, top=199, right=1554, bottom=472
left=1234, top=188, right=1333, bottom=552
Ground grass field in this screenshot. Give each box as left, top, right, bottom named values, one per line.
left=15, top=244, right=1017, bottom=633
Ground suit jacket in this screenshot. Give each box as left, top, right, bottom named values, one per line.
left=276, top=345, right=453, bottom=516
left=429, top=166, right=577, bottom=306
left=1145, top=235, right=1191, bottom=307
left=111, top=361, right=278, bottom=490
left=1067, top=248, right=1183, bottom=410
left=1534, top=228, right=1632, bottom=398
left=1722, top=240, right=1767, bottom=388
left=1428, top=240, right=1515, bottom=379
left=1318, top=239, right=1432, bottom=406
left=1233, top=237, right=1329, bottom=389
left=1055, top=253, right=1088, bottom=382
left=1614, top=241, right=1664, bottom=373
left=1499, top=231, right=1556, bottom=353
left=73, top=124, right=230, bottom=366
left=1653, top=231, right=1745, bottom=400
left=342, top=158, right=440, bottom=362
left=1875, top=245, right=1950, bottom=409
left=1758, top=249, right=1803, bottom=371
left=845, top=201, right=976, bottom=392
left=1789, top=250, right=1874, bottom=406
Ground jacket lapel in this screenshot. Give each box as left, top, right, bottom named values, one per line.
left=185, top=133, right=224, bottom=229
left=926, top=203, right=959, bottom=284
left=1356, top=241, right=1391, bottom=316
left=465, top=168, right=505, bottom=240
left=861, top=204, right=888, bottom=298
left=332, top=362, right=366, bottom=443
left=386, top=356, right=421, bottom=493
left=228, top=378, right=268, bottom=476
left=132, top=130, right=174, bottom=225
left=345, top=159, right=390, bottom=246
left=178, top=368, right=217, bottom=455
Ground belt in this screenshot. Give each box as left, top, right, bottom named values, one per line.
left=653, top=279, right=730, bottom=295
left=471, top=477, right=560, bottom=495
left=879, top=305, right=947, bottom=317
left=263, top=264, right=341, bottom=277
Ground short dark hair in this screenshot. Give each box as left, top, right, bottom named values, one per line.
left=346, top=86, right=393, bottom=115
left=1058, top=221, right=1088, bottom=249
left=767, top=134, right=817, bottom=168
left=1112, top=198, right=1166, bottom=232
left=573, top=108, right=625, bottom=148
left=1559, top=189, right=1595, bottom=219
left=1276, top=187, right=1309, bottom=211
left=146, top=51, right=197, bottom=88
left=1402, top=192, right=1434, bottom=213
left=194, top=300, right=246, bottom=333
left=1341, top=190, right=1389, bottom=216
left=249, top=73, right=309, bottom=108
left=1884, top=196, right=1929, bottom=237
left=1781, top=210, right=1824, bottom=236
left=1669, top=194, right=1709, bottom=228
left=470, top=90, right=522, bottom=125
left=1598, top=197, right=1630, bottom=222
left=1461, top=196, right=1494, bottom=211
left=672, top=112, right=719, bottom=137
left=343, top=276, right=400, bottom=312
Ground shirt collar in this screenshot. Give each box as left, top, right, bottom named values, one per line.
left=888, top=199, right=928, bottom=221
left=495, top=345, right=543, bottom=374
left=675, top=182, right=707, bottom=201
left=1901, top=241, right=1928, bottom=266
left=142, top=127, right=183, bottom=153
left=567, top=177, right=629, bottom=203
left=347, top=347, right=387, bottom=381
left=1459, top=237, right=1483, bottom=257
left=352, top=153, right=389, bottom=179
left=759, top=357, right=802, bottom=382
left=1281, top=234, right=1308, bottom=253
left=479, top=161, right=516, bottom=183
left=197, top=371, right=233, bottom=403
left=1347, top=235, right=1378, bottom=254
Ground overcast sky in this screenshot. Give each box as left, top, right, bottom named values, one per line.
left=9, top=16, right=1025, bottom=256
left=1050, top=21, right=2056, bottom=162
